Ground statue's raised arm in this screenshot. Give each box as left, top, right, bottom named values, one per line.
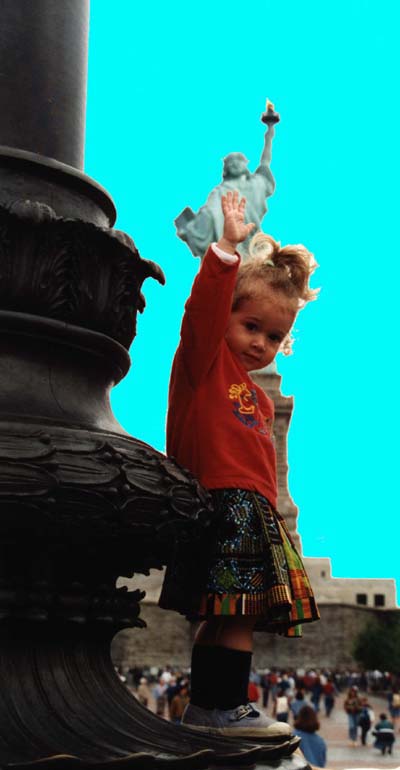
left=255, top=123, right=276, bottom=193
left=175, top=104, right=279, bottom=257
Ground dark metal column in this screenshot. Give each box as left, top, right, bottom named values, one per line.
left=0, top=0, right=88, bottom=168
left=0, top=0, right=114, bottom=226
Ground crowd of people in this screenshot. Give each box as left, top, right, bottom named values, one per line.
left=343, top=683, right=399, bottom=755
left=130, top=666, right=190, bottom=723
left=113, top=664, right=400, bottom=767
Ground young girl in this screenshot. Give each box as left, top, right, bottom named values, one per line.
left=160, top=191, right=319, bottom=739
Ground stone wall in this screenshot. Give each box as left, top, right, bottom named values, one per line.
left=111, top=603, right=194, bottom=669
left=111, top=601, right=398, bottom=671
left=253, top=603, right=390, bottom=669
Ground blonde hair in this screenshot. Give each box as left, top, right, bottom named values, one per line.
left=233, top=232, right=318, bottom=355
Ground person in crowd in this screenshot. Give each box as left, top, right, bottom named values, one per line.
left=388, top=689, right=400, bottom=732
left=136, top=677, right=151, bottom=708
left=373, top=713, right=395, bottom=755
left=294, top=705, right=327, bottom=767
left=274, top=688, right=290, bottom=722
left=358, top=696, right=374, bottom=746
left=290, top=690, right=310, bottom=721
left=160, top=666, right=173, bottom=685
left=130, top=666, right=143, bottom=689
left=248, top=678, right=260, bottom=704
left=260, top=670, right=271, bottom=708
left=169, top=683, right=190, bottom=724
left=323, top=677, right=336, bottom=717
left=268, top=669, right=279, bottom=702
left=344, top=686, right=362, bottom=746
left=166, top=676, right=178, bottom=710
left=152, top=678, right=167, bottom=717
left=279, top=671, right=291, bottom=694
left=310, top=675, right=323, bottom=712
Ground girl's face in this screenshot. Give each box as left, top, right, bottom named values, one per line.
left=225, top=288, right=296, bottom=371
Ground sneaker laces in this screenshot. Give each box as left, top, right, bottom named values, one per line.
left=230, top=704, right=260, bottom=721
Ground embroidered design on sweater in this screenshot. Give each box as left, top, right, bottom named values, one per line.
left=228, top=383, right=255, bottom=414
left=228, top=383, right=272, bottom=435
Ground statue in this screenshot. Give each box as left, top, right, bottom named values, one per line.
left=175, top=101, right=279, bottom=256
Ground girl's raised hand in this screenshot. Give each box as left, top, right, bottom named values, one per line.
left=219, top=191, right=255, bottom=253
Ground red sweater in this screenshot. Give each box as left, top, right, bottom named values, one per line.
left=167, top=246, right=278, bottom=508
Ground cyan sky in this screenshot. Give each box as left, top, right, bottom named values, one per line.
left=85, top=1, right=400, bottom=597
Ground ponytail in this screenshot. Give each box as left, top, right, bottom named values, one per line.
left=246, top=232, right=318, bottom=306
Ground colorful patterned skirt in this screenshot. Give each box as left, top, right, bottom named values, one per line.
left=159, top=488, right=319, bottom=637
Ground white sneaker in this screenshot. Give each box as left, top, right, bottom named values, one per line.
left=181, top=703, right=292, bottom=739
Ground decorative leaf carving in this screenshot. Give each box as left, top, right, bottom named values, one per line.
left=55, top=454, right=120, bottom=486
left=0, top=435, right=54, bottom=460
left=0, top=204, right=165, bottom=349
left=0, top=462, right=56, bottom=495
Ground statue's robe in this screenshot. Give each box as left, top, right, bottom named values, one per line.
left=176, top=166, right=275, bottom=257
